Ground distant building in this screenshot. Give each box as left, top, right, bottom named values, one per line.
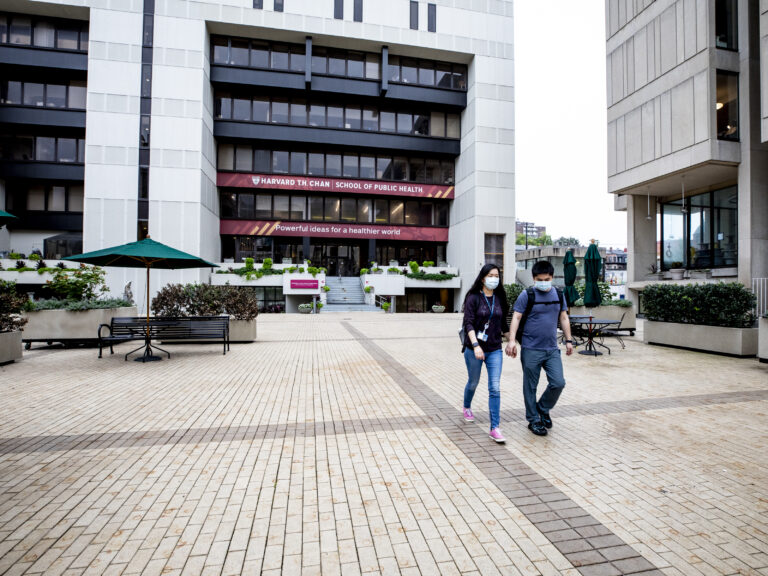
left=515, top=220, right=546, bottom=239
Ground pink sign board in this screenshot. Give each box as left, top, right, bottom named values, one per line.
left=290, top=279, right=319, bottom=290
left=220, top=220, right=449, bottom=242
left=217, top=173, right=455, bottom=199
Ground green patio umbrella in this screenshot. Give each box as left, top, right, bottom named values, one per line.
left=563, top=249, right=579, bottom=307
left=0, top=209, right=18, bottom=228
left=583, top=243, right=602, bottom=308
left=63, top=237, right=218, bottom=362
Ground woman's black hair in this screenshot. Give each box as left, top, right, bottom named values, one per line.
left=462, top=263, right=509, bottom=317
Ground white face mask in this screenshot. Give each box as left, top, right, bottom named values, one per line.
left=484, top=277, right=500, bottom=290
left=534, top=280, right=552, bottom=292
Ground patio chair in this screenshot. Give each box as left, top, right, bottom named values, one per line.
left=597, top=313, right=626, bottom=350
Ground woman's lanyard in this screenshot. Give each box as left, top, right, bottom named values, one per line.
left=481, top=293, right=495, bottom=332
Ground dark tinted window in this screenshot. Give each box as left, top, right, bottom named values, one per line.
left=238, top=194, right=254, bottom=218
left=290, top=100, right=307, bottom=125
left=271, top=99, right=289, bottom=123
left=347, top=53, right=364, bottom=78
left=274, top=195, right=290, bottom=219
left=360, top=155, right=375, bottom=179
left=252, top=98, right=270, bottom=122
left=230, top=39, right=249, bottom=65
left=311, top=47, right=327, bottom=74
left=35, top=137, right=55, bottom=161
left=23, top=83, right=44, bottom=106
left=289, top=45, right=305, bottom=72
left=343, top=154, right=358, bottom=178
left=354, top=0, right=363, bottom=22
left=46, top=84, right=66, bottom=108
left=380, top=111, right=395, bottom=132
left=272, top=150, right=289, bottom=173
left=308, top=153, right=324, bottom=175
left=271, top=45, right=289, bottom=69
left=212, top=37, right=228, bottom=63
left=428, top=3, right=436, bottom=32
left=57, top=138, right=77, bottom=162
left=290, top=152, right=307, bottom=174
left=334, top=0, right=343, bottom=19
left=328, top=52, right=346, bottom=76
left=250, top=41, right=269, bottom=68
left=401, top=58, right=418, bottom=84
left=345, top=107, right=361, bottom=130
left=254, top=149, right=271, bottom=172
left=390, top=200, right=404, bottom=224
left=309, top=104, right=326, bottom=127
left=327, top=106, right=344, bottom=129
left=410, top=1, right=418, bottom=30
left=325, top=154, right=341, bottom=177
left=56, top=27, right=79, bottom=50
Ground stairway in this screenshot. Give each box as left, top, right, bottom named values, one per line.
left=323, top=276, right=379, bottom=312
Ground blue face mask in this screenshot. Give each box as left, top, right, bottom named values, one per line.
left=534, top=280, right=552, bottom=292
left=484, top=277, right=500, bottom=290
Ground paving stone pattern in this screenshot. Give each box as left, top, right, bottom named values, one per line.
left=0, top=313, right=766, bottom=576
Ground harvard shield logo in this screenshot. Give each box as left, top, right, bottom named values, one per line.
left=251, top=176, right=261, bottom=186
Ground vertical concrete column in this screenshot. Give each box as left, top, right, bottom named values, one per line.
left=627, top=193, right=657, bottom=286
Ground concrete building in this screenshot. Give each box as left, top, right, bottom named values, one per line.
left=1, top=0, right=515, bottom=312
left=606, top=0, right=768, bottom=309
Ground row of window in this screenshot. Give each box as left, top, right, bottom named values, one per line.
left=252, top=0, right=283, bottom=10
left=221, top=192, right=449, bottom=227
left=217, top=145, right=456, bottom=185
left=211, top=36, right=467, bottom=91
left=6, top=184, right=84, bottom=213
left=0, top=80, right=87, bottom=110
left=410, top=2, right=437, bottom=33
left=334, top=0, right=363, bottom=22
left=214, top=94, right=460, bottom=139
left=0, top=14, right=88, bottom=51
left=0, top=135, right=85, bottom=163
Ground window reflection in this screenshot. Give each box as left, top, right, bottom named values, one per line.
left=716, top=71, right=738, bottom=141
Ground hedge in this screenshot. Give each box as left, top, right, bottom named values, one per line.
left=642, top=282, right=756, bottom=328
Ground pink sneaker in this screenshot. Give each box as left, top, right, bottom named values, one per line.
left=489, top=428, right=506, bottom=443
left=462, top=408, right=474, bottom=422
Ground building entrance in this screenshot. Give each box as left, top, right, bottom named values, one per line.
left=310, top=242, right=365, bottom=276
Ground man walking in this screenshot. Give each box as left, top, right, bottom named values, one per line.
left=509, top=261, right=574, bottom=436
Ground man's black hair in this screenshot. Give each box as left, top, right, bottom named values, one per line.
left=531, top=260, right=555, bottom=277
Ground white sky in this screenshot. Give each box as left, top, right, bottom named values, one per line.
left=513, top=1, right=627, bottom=249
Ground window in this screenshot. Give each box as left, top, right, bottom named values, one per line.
left=397, top=112, right=412, bottom=134
left=274, top=195, right=290, bottom=219
left=271, top=99, right=289, bottom=123
left=232, top=96, right=251, bottom=120
left=290, top=151, right=307, bottom=174
left=716, top=71, right=738, bottom=141
left=345, top=106, right=361, bottom=130
left=69, top=185, right=84, bottom=211
left=388, top=55, right=400, bottom=82
left=357, top=198, right=371, bottom=222
left=354, top=0, right=363, bottom=22
left=410, top=1, right=418, bottom=30
left=27, top=186, right=45, bottom=210
left=375, top=199, right=388, bottom=223
left=360, top=155, right=375, bottom=179
left=413, top=114, right=429, bottom=136
left=430, top=112, right=445, bottom=137
left=230, top=39, right=249, bottom=66
left=271, top=44, right=289, bottom=69
left=222, top=193, right=237, bottom=217
left=326, top=154, right=341, bottom=177
left=274, top=0, right=284, bottom=11
left=418, top=202, right=433, bottom=226
left=250, top=41, right=269, bottom=68
left=328, top=51, right=346, bottom=76
left=33, top=21, right=55, bottom=47
left=428, top=3, right=436, bottom=32
left=377, top=157, right=392, bottom=180
left=309, top=103, right=326, bottom=127
left=446, top=113, right=460, bottom=138
left=343, top=154, right=359, bottom=178
left=365, top=54, right=380, bottom=79
left=715, top=0, right=737, bottom=50
left=401, top=58, right=418, bottom=84
left=341, top=198, right=356, bottom=222
left=309, top=196, right=323, bottom=220
left=409, top=159, right=425, bottom=182
left=308, top=152, right=324, bottom=175
left=390, top=200, right=404, bottom=224
left=35, top=137, right=55, bottom=161
left=325, top=197, right=340, bottom=221
left=2, top=81, right=21, bottom=104
left=290, top=196, right=306, bottom=219
left=238, top=193, right=255, bottom=219
left=139, top=116, right=150, bottom=147
left=252, top=97, right=270, bottom=122
left=212, top=37, right=228, bottom=63
left=393, top=157, right=407, bottom=180
left=272, top=151, right=289, bottom=173
left=57, top=139, right=77, bottom=162
left=69, top=81, right=86, bottom=109
left=347, top=53, right=364, bottom=78
left=362, top=108, right=378, bottom=131
left=48, top=187, right=66, bottom=211
left=311, top=47, right=327, bottom=74
left=435, top=63, right=451, bottom=88
left=334, top=0, right=343, bottom=19
left=290, top=100, right=307, bottom=125
left=660, top=202, right=685, bottom=269
left=327, top=106, right=344, bottom=129
left=289, top=45, right=305, bottom=72
left=235, top=145, right=253, bottom=171
left=14, top=137, right=34, bottom=160
left=440, top=161, right=454, bottom=185
left=46, top=84, right=66, bottom=108
left=10, top=17, right=31, bottom=45
left=141, top=63, right=152, bottom=97
left=452, top=65, right=467, bottom=90
left=142, top=14, right=153, bottom=46
left=254, top=149, right=271, bottom=172
left=218, top=143, right=234, bottom=170
left=380, top=111, right=396, bottom=132
left=78, top=138, right=85, bottom=163
left=253, top=0, right=263, bottom=7
left=0, top=16, right=6, bottom=44
left=405, top=201, right=419, bottom=225
left=23, top=83, right=44, bottom=106
left=255, top=194, right=271, bottom=218
left=419, top=61, right=434, bottom=86
left=484, top=234, right=504, bottom=270
left=57, top=27, right=79, bottom=50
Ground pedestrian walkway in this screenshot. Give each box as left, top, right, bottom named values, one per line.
left=0, top=314, right=766, bottom=575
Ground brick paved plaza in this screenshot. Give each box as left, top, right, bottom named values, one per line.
left=1, top=313, right=767, bottom=576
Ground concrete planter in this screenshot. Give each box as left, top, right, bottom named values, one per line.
left=644, top=321, right=758, bottom=357
left=432, top=305, right=445, bottom=313
left=670, top=268, right=685, bottom=280
left=569, top=305, right=636, bottom=331
left=759, top=317, right=768, bottom=363
left=0, top=331, right=23, bottom=364
left=229, top=319, right=257, bottom=342
left=22, top=307, right=138, bottom=343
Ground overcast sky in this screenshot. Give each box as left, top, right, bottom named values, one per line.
left=513, top=1, right=628, bottom=249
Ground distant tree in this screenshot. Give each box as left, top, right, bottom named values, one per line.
left=554, top=236, right=580, bottom=246
left=517, top=233, right=553, bottom=247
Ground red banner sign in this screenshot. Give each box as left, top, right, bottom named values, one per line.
left=290, top=279, right=319, bottom=289
left=217, top=173, right=454, bottom=199
left=221, top=220, right=449, bottom=242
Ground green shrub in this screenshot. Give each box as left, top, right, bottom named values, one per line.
left=382, top=302, right=390, bottom=311
left=406, top=272, right=457, bottom=281
left=642, top=282, right=756, bottom=328
left=359, top=268, right=369, bottom=276
left=245, top=257, right=254, bottom=270
left=387, top=267, right=400, bottom=274
left=46, top=266, right=108, bottom=300
left=422, top=261, right=435, bottom=267
left=364, top=286, right=372, bottom=293
left=8, top=252, right=23, bottom=259
left=262, top=257, right=273, bottom=270
left=575, top=281, right=613, bottom=304
left=408, top=261, right=419, bottom=274
left=0, top=280, right=28, bottom=332
left=26, top=298, right=133, bottom=311
left=504, top=283, right=524, bottom=305
left=29, top=254, right=41, bottom=261
left=151, top=283, right=259, bottom=319
left=307, top=266, right=319, bottom=277
left=219, top=286, right=259, bottom=321
left=323, top=285, right=330, bottom=292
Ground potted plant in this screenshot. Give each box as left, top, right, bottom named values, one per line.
left=646, top=264, right=663, bottom=280
left=220, top=286, right=259, bottom=342
left=759, top=314, right=768, bottom=363
left=298, top=303, right=313, bottom=314
left=431, top=304, right=445, bottom=313
left=0, top=280, right=27, bottom=364
left=382, top=302, right=391, bottom=312
left=642, top=282, right=758, bottom=356
left=668, top=262, right=685, bottom=280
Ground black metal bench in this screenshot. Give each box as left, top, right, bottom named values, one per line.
left=98, top=316, right=230, bottom=360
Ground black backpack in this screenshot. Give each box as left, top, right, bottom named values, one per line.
left=514, top=287, right=564, bottom=344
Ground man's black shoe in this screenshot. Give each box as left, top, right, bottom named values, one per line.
left=537, top=405, right=553, bottom=429
left=528, top=422, right=548, bottom=436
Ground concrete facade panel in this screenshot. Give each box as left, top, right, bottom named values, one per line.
left=641, top=99, right=655, bottom=163
left=625, top=107, right=642, bottom=169
left=670, top=78, right=694, bottom=151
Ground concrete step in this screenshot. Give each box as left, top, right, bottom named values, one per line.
left=322, top=303, right=380, bottom=312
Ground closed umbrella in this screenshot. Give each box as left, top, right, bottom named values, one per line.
left=583, top=243, right=602, bottom=308
left=563, top=249, right=579, bottom=307
left=0, top=209, right=17, bottom=228
left=64, top=237, right=218, bottom=362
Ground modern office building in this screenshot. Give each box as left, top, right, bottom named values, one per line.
left=606, top=0, right=768, bottom=308
left=1, top=0, right=515, bottom=311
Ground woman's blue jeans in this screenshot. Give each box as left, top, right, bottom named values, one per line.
left=463, top=348, right=502, bottom=430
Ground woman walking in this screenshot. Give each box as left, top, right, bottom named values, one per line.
left=461, top=264, right=514, bottom=443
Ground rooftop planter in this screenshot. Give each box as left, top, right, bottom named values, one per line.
left=642, top=283, right=757, bottom=357
left=0, top=258, right=77, bottom=285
